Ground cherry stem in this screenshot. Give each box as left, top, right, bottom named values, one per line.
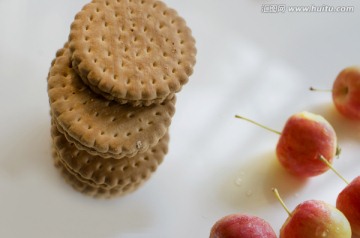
left=309, top=87, right=332, bottom=93
left=235, top=115, right=281, bottom=135
left=272, top=188, right=292, bottom=217
left=319, top=155, right=349, bottom=185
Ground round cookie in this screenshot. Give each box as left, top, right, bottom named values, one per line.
left=51, top=122, right=169, bottom=189
left=53, top=154, right=142, bottom=198
left=48, top=46, right=175, bottom=159
left=69, top=0, right=196, bottom=106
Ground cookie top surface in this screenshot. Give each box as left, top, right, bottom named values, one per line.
left=48, top=46, right=175, bottom=158
left=69, top=0, right=196, bottom=102
left=52, top=122, right=169, bottom=189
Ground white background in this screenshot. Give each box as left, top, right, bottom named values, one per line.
left=1, top=0, right=360, bottom=237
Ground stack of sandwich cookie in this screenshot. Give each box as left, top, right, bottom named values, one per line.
left=47, top=0, right=196, bottom=198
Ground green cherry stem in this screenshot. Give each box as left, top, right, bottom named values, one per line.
left=319, top=155, right=349, bottom=185
left=272, top=188, right=292, bottom=217
left=235, top=115, right=281, bottom=135
left=309, top=87, right=332, bottom=93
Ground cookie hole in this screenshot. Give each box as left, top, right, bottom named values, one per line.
left=111, top=117, right=117, bottom=122
left=96, top=8, right=100, bottom=12
left=85, top=25, right=89, bottom=30
left=86, top=159, right=91, bottom=164
left=124, top=46, right=129, bottom=52
left=144, top=156, right=149, bottom=161
left=159, top=23, right=164, bottom=29
left=140, top=81, right=145, bottom=85
left=118, top=179, right=124, bottom=185
left=77, top=117, right=82, bottom=122
left=163, top=11, right=167, bottom=16
left=133, top=36, right=138, bottom=42
left=130, top=9, right=134, bottom=14
left=163, top=52, right=168, bottom=57
left=147, top=121, right=153, bottom=125
left=110, top=167, right=116, bottom=172
left=69, top=107, right=74, bottom=112
left=98, top=164, right=103, bottom=169
left=146, top=46, right=151, bottom=53
left=138, top=128, right=143, bottom=132
left=152, top=62, right=158, bottom=67
left=135, top=52, right=140, bottom=57
left=94, top=58, right=98, bottom=63
left=152, top=3, right=158, bottom=8
left=150, top=38, right=154, bottom=43
left=171, top=19, right=175, bottom=24
left=141, top=173, right=148, bottom=179
left=101, top=36, right=105, bottom=41
left=114, top=75, right=118, bottom=80
left=113, top=133, right=118, bottom=138
left=127, top=113, right=135, bottom=118
left=85, top=36, right=89, bottom=41
left=62, top=84, right=66, bottom=88
left=146, top=14, right=151, bottom=19
left=181, top=50, right=184, bottom=55
left=105, top=1, right=109, bottom=6
left=178, top=60, right=182, bottom=65
left=103, top=68, right=107, bottom=73
left=104, top=22, right=108, bottom=27
left=132, top=23, right=136, bottom=28
left=140, top=0, right=145, bottom=4
left=126, top=78, right=131, bottom=85
left=150, top=165, right=156, bottom=172
left=100, top=131, right=105, bottom=135
left=82, top=101, right=88, bottom=105
left=122, top=166, right=129, bottom=171
left=180, top=40, right=185, bottom=45
left=107, top=51, right=112, bottom=57
left=155, top=112, right=161, bottom=116
left=114, top=12, right=118, bottom=17
left=88, top=48, right=92, bottom=53
left=172, top=68, right=177, bottom=74
left=87, top=125, right=92, bottom=130
left=177, top=29, right=182, bottom=34
left=137, top=66, right=142, bottom=71
left=121, top=61, right=125, bottom=67
left=63, top=96, right=68, bottom=101
left=165, top=38, right=169, bottom=42
left=143, top=26, right=148, bottom=32
left=152, top=79, right=156, bottom=84
left=89, top=15, right=94, bottom=21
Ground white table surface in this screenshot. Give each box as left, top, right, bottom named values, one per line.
left=1, top=0, right=360, bottom=237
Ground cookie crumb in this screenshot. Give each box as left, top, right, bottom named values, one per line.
left=136, top=141, right=143, bottom=149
